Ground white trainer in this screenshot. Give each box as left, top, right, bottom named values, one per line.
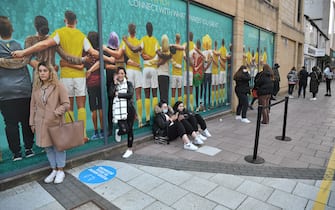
left=54, top=170, right=65, bottom=184
left=241, top=118, right=251, bottom=123
left=115, top=129, right=121, bottom=142
left=235, top=115, right=242, bottom=120
left=310, top=97, right=317, bottom=101
left=198, top=134, right=207, bottom=141
left=122, top=149, right=133, bottom=158
left=184, top=142, right=198, bottom=151
left=204, top=129, right=212, bottom=137
left=44, top=170, right=57, bottom=184
left=193, top=136, right=204, bottom=145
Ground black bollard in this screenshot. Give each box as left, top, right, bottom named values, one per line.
left=245, top=105, right=265, bottom=164
left=275, top=96, right=292, bottom=141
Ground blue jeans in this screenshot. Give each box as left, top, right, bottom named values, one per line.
left=45, top=146, right=66, bottom=168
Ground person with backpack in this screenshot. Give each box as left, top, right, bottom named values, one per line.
left=323, top=64, right=333, bottom=96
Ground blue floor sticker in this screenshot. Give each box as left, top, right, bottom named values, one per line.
left=79, top=166, right=117, bottom=184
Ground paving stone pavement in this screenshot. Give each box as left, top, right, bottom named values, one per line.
left=1, top=85, right=335, bottom=209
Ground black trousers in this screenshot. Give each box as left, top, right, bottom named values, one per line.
left=326, top=78, right=332, bottom=94
left=288, top=84, right=295, bottom=95
left=158, top=75, right=169, bottom=102
left=298, top=82, right=307, bottom=98
left=167, top=120, right=186, bottom=141
left=0, top=98, right=34, bottom=155
left=273, top=80, right=280, bottom=96
left=236, top=93, right=249, bottom=118
left=202, top=73, right=212, bottom=107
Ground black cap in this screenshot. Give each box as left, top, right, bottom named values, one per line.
left=274, top=63, right=280, bottom=68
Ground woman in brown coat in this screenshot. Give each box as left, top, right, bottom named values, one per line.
left=30, top=62, right=70, bottom=184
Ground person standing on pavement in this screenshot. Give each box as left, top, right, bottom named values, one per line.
left=287, top=67, right=298, bottom=98
left=309, top=66, right=321, bottom=100
left=272, top=63, right=281, bottom=99
left=298, top=66, right=308, bottom=98
left=30, top=62, right=70, bottom=184
left=254, top=64, right=274, bottom=124
left=323, top=64, right=333, bottom=96
left=0, top=16, right=35, bottom=161
left=110, top=67, right=136, bottom=158
left=233, top=65, right=251, bottom=123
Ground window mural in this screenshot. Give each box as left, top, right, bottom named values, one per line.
left=0, top=0, right=233, bottom=174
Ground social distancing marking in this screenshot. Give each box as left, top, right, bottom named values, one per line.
left=79, top=166, right=117, bottom=184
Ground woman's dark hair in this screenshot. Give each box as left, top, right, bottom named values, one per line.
left=0, top=16, right=13, bottom=38
left=117, top=66, right=126, bottom=74
left=262, top=64, right=274, bottom=79
left=233, top=65, right=247, bottom=80
left=34, top=16, right=49, bottom=36
left=172, top=101, right=183, bottom=112
left=158, top=99, right=168, bottom=108
left=87, top=31, right=99, bottom=50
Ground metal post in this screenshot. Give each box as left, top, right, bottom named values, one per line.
left=245, top=105, right=265, bottom=164
left=275, top=96, right=291, bottom=141
left=97, top=0, right=108, bottom=144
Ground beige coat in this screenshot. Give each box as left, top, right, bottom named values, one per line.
left=30, top=83, right=70, bottom=148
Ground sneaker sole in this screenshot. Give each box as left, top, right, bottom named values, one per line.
left=25, top=154, right=35, bottom=158
left=13, top=157, right=23, bottom=161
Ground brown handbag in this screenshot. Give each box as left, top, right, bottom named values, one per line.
left=48, top=112, right=85, bottom=151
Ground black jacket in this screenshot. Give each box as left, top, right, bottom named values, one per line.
left=309, top=70, right=320, bottom=93
left=298, top=69, right=308, bottom=85
left=234, top=71, right=251, bottom=95
left=109, top=80, right=136, bottom=121
left=152, top=105, right=174, bottom=137
left=254, top=70, right=274, bottom=96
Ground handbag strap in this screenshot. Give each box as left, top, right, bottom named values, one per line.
left=66, top=112, right=74, bottom=123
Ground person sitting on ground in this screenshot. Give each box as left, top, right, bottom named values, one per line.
left=153, top=100, right=198, bottom=151
left=173, top=101, right=212, bottom=138
left=172, top=101, right=206, bottom=145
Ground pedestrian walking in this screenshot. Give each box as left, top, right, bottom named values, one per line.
left=323, top=64, right=333, bottom=96
left=287, top=67, right=298, bottom=98
left=298, top=66, right=308, bottom=98
left=309, top=66, right=321, bottom=100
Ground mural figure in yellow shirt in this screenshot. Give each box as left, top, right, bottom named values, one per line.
left=246, top=47, right=252, bottom=70
left=262, top=47, right=267, bottom=65
left=218, top=39, right=227, bottom=105
left=12, top=10, right=101, bottom=141
left=171, top=33, right=184, bottom=106
left=108, top=23, right=143, bottom=127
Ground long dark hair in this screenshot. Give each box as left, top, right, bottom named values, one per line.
left=233, top=65, right=247, bottom=80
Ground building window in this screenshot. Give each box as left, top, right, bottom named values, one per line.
left=297, top=0, right=302, bottom=22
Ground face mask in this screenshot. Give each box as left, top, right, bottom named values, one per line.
left=162, top=109, right=168, bottom=114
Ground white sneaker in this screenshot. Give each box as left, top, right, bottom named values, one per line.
left=289, top=95, right=294, bottom=99
left=184, top=142, right=198, bottom=151
left=122, top=149, right=133, bottom=158
left=44, top=170, right=57, bottom=183
left=235, top=115, right=242, bottom=120
left=198, top=134, right=207, bottom=141
left=204, top=129, right=212, bottom=137
left=241, top=118, right=251, bottom=123
left=115, top=129, right=121, bottom=142
left=54, top=170, right=65, bottom=184
left=310, top=97, right=317, bottom=101
left=193, top=136, right=204, bottom=145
